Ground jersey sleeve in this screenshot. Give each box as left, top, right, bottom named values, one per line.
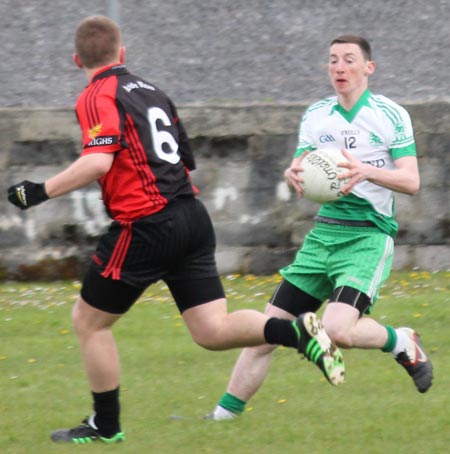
left=294, top=108, right=316, bottom=157
left=389, top=104, right=417, bottom=159
left=76, top=90, right=123, bottom=156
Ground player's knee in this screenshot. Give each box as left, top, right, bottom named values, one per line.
left=191, top=331, right=224, bottom=351
left=71, top=297, right=109, bottom=339
left=71, top=301, right=87, bottom=338
left=323, top=322, right=353, bottom=348
left=196, top=340, right=222, bottom=351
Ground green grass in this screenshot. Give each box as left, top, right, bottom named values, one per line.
left=0, top=271, right=449, bottom=454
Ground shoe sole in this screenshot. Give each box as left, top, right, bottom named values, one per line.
left=413, top=333, right=433, bottom=393
left=302, top=312, right=345, bottom=386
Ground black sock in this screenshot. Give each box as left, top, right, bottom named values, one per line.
left=92, top=387, right=121, bottom=437
left=264, top=318, right=298, bottom=348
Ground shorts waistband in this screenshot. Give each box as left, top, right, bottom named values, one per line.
left=314, top=215, right=376, bottom=228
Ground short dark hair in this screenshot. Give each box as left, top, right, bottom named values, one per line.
left=75, top=15, right=121, bottom=69
left=330, top=35, right=372, bottom=61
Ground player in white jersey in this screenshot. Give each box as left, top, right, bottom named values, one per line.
left=207, top=35, right=433, bottom=421
left=299, top=91, right=414, bottom=237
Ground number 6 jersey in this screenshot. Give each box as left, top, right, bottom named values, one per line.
left=76, top=64, right=196, bottom=222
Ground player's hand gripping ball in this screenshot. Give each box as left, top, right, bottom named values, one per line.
left=300, top=149, right=350, bottom=204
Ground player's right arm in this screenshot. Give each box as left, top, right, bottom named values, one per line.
left=44, top=152, right=114, bottom=198
left=7, top=153, right=113, bottom=210
left=286, top=106, right=316, bottom=197
left=284, top=152, right=310, bottom=198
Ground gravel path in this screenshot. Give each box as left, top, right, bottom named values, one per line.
left=1, top=0, right=449, bottom=107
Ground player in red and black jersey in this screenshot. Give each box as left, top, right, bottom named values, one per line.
left=76, top=63, right=196, bottom=221
left=7, top=15, right=344, bottom=444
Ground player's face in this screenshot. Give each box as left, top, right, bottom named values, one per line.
left=328, top=43, right=374, bottom=98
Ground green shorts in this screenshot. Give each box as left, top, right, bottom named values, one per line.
left=280, top=222, right=394, bottom=311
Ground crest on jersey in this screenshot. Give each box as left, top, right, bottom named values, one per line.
left=88, top=124, right=102, bottom=139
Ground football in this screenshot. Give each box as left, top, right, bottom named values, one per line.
left=300, top=148, right=349, bottom=203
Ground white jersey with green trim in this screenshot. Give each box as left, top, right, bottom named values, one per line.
left=295, top=89, right=417, bottom=237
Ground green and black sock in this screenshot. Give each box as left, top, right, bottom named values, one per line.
left=92, top=387, right=121, bottom=438
left=263, top=317, right=299, bottom=348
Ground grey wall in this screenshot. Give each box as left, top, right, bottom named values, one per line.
left=0, top=102, right=448, bottom=280
left=2, top=1, right=450, bottom=108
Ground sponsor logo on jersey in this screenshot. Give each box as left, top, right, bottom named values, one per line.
left=87, top=136, right=119, bottom=147
left=88, top=123, right=102, bottom=139
left=319, top=134, right=336, bottom=143
left=363, top=158, right=386, bottom=168
left=123, top=80, right=156, bottom=93
left=86, top=123, right=118, bottom=147
left=341, top=129, right=360, bottom=136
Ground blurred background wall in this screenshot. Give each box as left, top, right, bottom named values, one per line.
left=0, top=1, right=448, bottom=278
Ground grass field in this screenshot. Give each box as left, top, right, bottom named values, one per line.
left=0, top=271, right=449, bottom=454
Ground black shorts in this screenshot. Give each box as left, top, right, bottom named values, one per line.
left=81, top=197, right=225, bottom=314
left=269, top=279, right=371, bottom=316
left=269, top=279, right=322, bottom=316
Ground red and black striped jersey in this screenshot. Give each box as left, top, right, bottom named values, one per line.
left=75, top=64, right=196, bottom=221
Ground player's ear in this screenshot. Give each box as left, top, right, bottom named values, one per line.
left=73, top=53, right=83, bottom=69
left=119, top=46, right=126, bottom=64
left=365, top=60, right=376, bottom=76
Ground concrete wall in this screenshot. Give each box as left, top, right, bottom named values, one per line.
left=0, top=102, right=449, bottom=280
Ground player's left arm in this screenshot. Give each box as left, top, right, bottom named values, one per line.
left=177, top=121, right=196, bottom=171
left=339, top=150, right=419, bottom=196
left=167, top=98, right=196, bottom=171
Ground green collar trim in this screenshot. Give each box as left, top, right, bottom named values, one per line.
left=330, top=89, right=372, bottom=123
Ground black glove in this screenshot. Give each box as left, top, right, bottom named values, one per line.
left=7, top=180, right=49, bottom=210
